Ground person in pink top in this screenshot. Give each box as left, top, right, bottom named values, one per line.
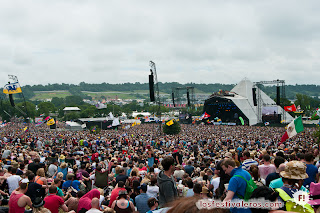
left=258, top=154, right=276, bottom=180
left=9, top=181, right=32, bottom=213
left=77, top=188, right=101, bottom=212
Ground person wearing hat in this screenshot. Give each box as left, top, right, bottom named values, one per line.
left=275, top=161, right=314, bottom=213
left=111, top=190, right=135, bottom=213
left=32, top=197, right=50, bottom=213
left=135, top=183, right=151, bottom=213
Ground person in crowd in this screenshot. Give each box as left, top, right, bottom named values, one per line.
left=147, top=197, right=159, bottom=213
left=304, top=152, right=319, bottom=189
left=65, top=190, right=86, bottom=212
left=7, top=167, right=22, bottom=195
left=221, top=158, right=252, bottom=213
left=111, top=190, right=135, bottom=213
left=135, top=183, right=151, bottom=213
left=9, top=180, right=32, bottom=213
left=265, top=156, right=285, bottom=187
left=275, top=161, right=314, bottom=212
left=241, top=151, right=259, bottom=171
left=44, top=185, right=68, bottom=213
left=86, top=197, right=103, bottom=213
left=78, top=189, right=101, bottom=213
left=157, top=156, right=178, bottom=207
left=258, top=154, right=276, bottom=180
left=108, top=181, right=126, bottom=207
left=147, top=177, right=159, bottom=198
left=184, top=161, right=194, bottom=177
left=32, top=197, right=51, bottom=213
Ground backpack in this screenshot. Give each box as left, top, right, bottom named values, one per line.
left=275, top=188, right=314, bottom=213
left=234, top=175, right=257, bottom=201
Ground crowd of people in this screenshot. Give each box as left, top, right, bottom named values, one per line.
left=0, top=122, right=320, bottom=213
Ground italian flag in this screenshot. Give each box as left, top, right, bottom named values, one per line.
left=280, top=116, right=304, bottom=143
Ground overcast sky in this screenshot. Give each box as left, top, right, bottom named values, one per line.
left=0, top=0, right=319, bottom=87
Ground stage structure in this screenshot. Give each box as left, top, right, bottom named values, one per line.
left=254, top=80, right=285, bottom=124
left=203, top=79, right=294, bottom=126
left=172, top=87, right=195, bottom=107
left=172, top=87, right=195, bottom=124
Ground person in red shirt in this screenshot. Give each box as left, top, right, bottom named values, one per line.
left=44, top=185, right=68, bottom=213
left=108, top=181, right=126, bottom=207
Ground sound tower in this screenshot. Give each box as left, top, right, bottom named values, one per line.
left=276, top=86, right=280, bottom=105
left=149, top=74, right=155, bottom=102
left=187, top=90, right=191, bottom=107
left=252, top=88, right=257, bottom=106
left=172, top=92, right=175, bottom=107
left=9, top=94, right=15, bottom=107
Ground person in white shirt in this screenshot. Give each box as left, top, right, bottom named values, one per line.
left=147, top=177, right=159, bottom=198
left=7, top=167, right=22, bottom=194
left=173, top=165, right=185, bottom=180
left=86, top=198, right=103, bottom=213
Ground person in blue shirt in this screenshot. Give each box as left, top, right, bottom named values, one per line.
left=304, top=152, right=318, bottom=189
left=135, top=183, right=151, bottom=213
left=221, top=158, right=252, bottom=213
left=62, top=173, right=85, bottom=192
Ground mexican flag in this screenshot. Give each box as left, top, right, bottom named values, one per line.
left=280, top=116, right=304, bottom=143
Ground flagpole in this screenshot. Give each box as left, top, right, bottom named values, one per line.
left=8, top=75, right=31, bottom=138
left=150, top=61, right=161, bottom=135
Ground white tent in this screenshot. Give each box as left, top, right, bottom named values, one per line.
left=65, top=121, right=83, bottom=131
left=226, top=79, right=294, bottom=125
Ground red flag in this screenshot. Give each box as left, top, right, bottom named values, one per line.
left=44, top=116, right=50, bottom=121
left=284, top=104, right=297, bottom=112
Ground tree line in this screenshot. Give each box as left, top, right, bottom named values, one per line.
left=17, top=82, right=320, bottom=100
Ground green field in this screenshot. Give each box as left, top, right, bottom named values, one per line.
left=31, top=91, right=72, bottom=100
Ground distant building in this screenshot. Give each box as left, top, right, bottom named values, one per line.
left=63, top=107, right=81, bottom=115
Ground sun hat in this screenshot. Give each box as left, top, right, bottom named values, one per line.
left=225, top=152, right=232, bottom=158
left=280, top=161, right=308, bottom=180
left=200, top=186, right=209, bottom=194
left=32, top=197, right=45, bottom=208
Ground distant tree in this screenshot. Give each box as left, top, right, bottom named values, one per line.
left=51, top=97, right=65, bottom=108
left=163, top=120, right=181, bottom=135
left=65, top=96, right=84, bottom=106
left=16, top=101, right=36, bottom=120
left=37, top=102, right=56, bottom=116
left=63, top=112, right=80, bottom=121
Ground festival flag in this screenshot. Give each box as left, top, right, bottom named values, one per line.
left=200, top=112, right=211, bottom=120
left=3, top=82, right=22, bottom=94
left=284, top=104, right=297, bottom=112
left=280, top=116, right=304, bottom=143
left=107, top=125, right=112, bottom=128
left=132, top=122, right=136, bottom=127
left=239, top=117, right=244, bottom=125
left=217, top=119, right=222, bottom=123
left=264, top=122, right=270, bottom=126
left=23, top=126, right=28, bottom=132
left=46, top=118, right=55, bottom=126
left=166, top=120, right=174, bottom=126
left=36, top=121, right=44, bottom=127
left=92, top=126, right=96, bottom=132
left=44, top=116, right=50, bottom=121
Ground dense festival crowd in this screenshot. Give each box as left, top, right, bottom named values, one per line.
left=0, top=122, right=320, bottom=213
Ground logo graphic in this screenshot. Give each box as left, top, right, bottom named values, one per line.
left=293, top=191, right=310, bottom=205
